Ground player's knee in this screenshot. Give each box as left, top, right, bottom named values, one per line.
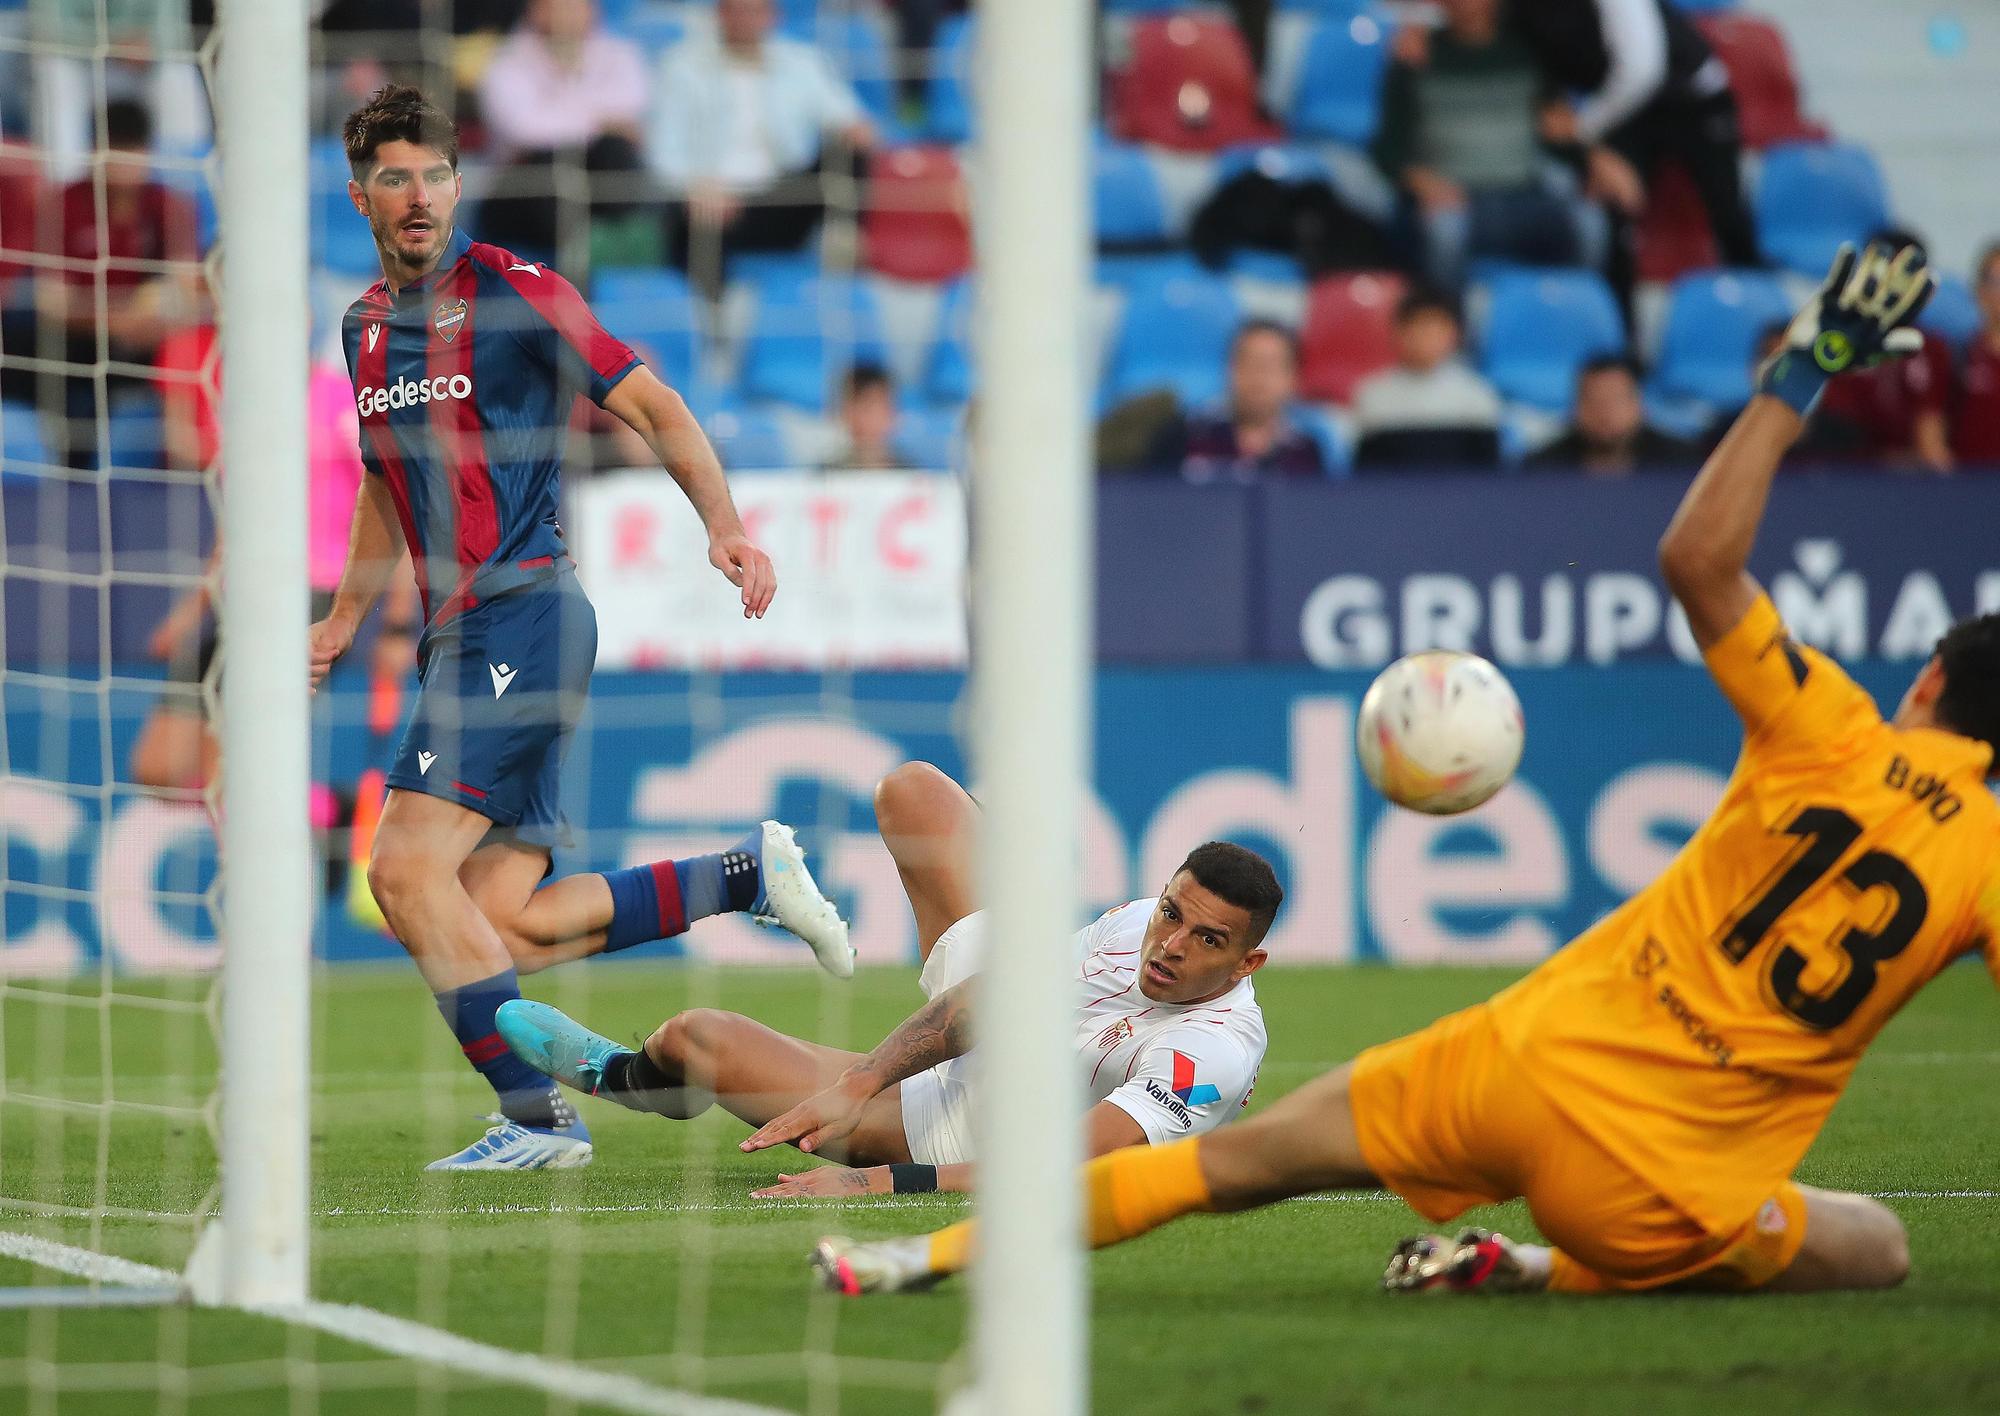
left=649, top=1008, right=731, bottom=1073
left=1861, top=1209, right=1910, bottom=1289
left=365, top=839, right=448, bottom=929
left=873, top=761, right=955, bottom=837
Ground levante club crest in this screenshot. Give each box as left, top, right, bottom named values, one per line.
left=433, top=297, right=467, bottom=343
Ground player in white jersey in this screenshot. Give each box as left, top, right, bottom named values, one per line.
left=495, top=762, right=1281, bottom=1195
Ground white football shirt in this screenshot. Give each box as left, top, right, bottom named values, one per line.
left=900, top=899, right=1267, bottom=1163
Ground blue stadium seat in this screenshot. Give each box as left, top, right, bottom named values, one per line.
left=700, top=404, right=792, bottom=470
left=1101, top=0, right=1198, bottom=10
left=740, top=277, right=890, bottom=410
left=1, top=400, right=50, bottom=471
left=728, top=250, right=820, bottom=301
left=592, top=268, right=703, bottom=393
left=618, top=5, right=686, bottom=64
left=1282, top=10, right=1392, bottom=146
left=812, top=14, right=900, bottom=131
left=1754, top=141, right=1890, bottom=277
left=1095, top=141, right=1171, bottom=248
left=1096, top=250, right=1208, bottom=294
left=1274, top=0, right=1373, bottom=12
left=923, top=278, right=973, bottom=405
left=1478, top=268, right=1626, bottom=412
left=1673, top=0, right=1738, bottom=11
left=894, top=406, right=964, bottom=469
left=107, top=403, right=166, bottom=470
left=926, top=16, right=976, bottom=144
left=310, top=137, right=379, bottom=276
left=1101, top=269, right=1240, bottom=409
left=1648, top=270, right=1794, bottom=412
left=1918, top=273, right=1980, bottom=349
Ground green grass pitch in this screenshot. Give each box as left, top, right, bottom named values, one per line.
left=2, top=960, right=1997, bottom=1415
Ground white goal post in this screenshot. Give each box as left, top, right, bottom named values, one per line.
left=969, top=0, right=1093, bottom=1413
left=210, top=0, right=313, bottom=1309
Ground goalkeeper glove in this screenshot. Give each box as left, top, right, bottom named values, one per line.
left=1756, top=240, right=1937, bottom=416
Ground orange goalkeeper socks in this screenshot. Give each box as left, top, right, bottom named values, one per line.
left=923, top=1139, right=1216, bottom=1276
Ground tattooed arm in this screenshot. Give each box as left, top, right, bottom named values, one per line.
left=738, top=981, right=976, bottom=1156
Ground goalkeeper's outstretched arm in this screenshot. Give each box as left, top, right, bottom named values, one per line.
left=1660, top=240, right=1935, bottom=654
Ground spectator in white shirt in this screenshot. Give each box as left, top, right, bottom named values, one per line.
left=474, top=0, right=652, bottom=270
left=1352, top=287, right=1504, bottom=469
left=646, top=0, right=877, bottom=288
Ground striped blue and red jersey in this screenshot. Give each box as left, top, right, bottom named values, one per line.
left=341, top=227, right=640, bottom=628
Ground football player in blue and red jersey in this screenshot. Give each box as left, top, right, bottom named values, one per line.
left=309, top=86, right=854, bottom=1172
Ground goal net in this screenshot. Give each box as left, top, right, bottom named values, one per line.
left=0, top=0, right=1080, bottom=1413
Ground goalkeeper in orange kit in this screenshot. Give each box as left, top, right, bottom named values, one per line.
left=812, top=240, right=2000, bottom=1299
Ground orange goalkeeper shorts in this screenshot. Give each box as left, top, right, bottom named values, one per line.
left=1347, top=1002, right=1807, bottom=1292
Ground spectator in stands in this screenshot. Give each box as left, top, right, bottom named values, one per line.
left=1372, top=0, right=1613, bottom=294
left=1526, top=354, right=1695, bottom=474
left=1953, top=241, right=2000, bottom=470
left=1139, top=320, right=1326, bottom=481
left=474, top=0, right=652, bottom=270
left=1811, top=229, right=1954, bottom=474
left=27, top=0, right=209, bottom=184
left=1352, top=288, right=1501, bottom=469
left=0, top=98, right=202, bottom=463
left=1516, top=0, right=1758, bottom=270
left=646, top=0, right=876, bottom=290
left=822, top=363, right=911, bottom=471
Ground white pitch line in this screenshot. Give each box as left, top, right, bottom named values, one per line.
left=0, top=1230, right=789, bottom=1416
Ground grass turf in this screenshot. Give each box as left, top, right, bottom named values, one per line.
left=1, top=960, right=1996, bottom=1415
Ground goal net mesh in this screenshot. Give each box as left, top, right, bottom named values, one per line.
left=0, top=2, right=983, bottom=1412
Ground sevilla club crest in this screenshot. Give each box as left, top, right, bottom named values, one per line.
left=433, top=297, right=467, bottom=343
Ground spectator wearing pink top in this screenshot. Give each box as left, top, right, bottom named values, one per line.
left=474, top=0, right=653, bottom=272
left=133, top=326, right=418, bottom=791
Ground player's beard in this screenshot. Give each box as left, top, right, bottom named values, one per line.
left=375, top=211, right=449, bottom=279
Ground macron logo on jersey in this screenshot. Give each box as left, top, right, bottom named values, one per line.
left=1171, top=1051, right=1221, bottom=1106
left=356, top=373, right=473, bottom=418
left=365, top=323, right=381, bottom=353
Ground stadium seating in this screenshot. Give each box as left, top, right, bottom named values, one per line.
left=1278, top=10, right=1392, bottom=147
left=922, top=279, right=974, bottom=406
left=1754, top=141, right=1891, bottom=277
left=1648, top=269, right=1794, bottom=412
left=1298, top=270, right=1404, bottom=406
left=592, top=268, right=703, bottom=393
left=1094, top=141, right=1173, bottom=249
left=699, top=404, right=792, bottom=471
left=862, top=146, right=972, bottom=283
left=739, top=276, right=889, bottom=410
left=1674, top=0, right=1739, bottom=11
left=811, top=12, right=901, bottom=132
left=1478, top=268, right=1626, bottom=413
left=1100, top=268, right=1240, bottom=409
left=1109, top=15, right=1278, bottom=153
left=310, top=137, right=379, bottom=276
left=1695, top=14, right=1825, bottom=149
left=1, top=400, right=50, bottom=470
left=926, top=15, right=976, bottom=144
left=1634, top=160, right=1721, bottom=283
left=893, top=406, right=964, bottom=469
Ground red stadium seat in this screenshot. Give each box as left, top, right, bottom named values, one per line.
left=1696, top=14, right=1826, bottom=149
left=1109, top=15, right=1280, bottom=153
left=0, top=144, right=47, bottom=282
left=862, top=145, right=973, bottom=283
left=1299, top=270, right=1405, bottom=406
left=1635, top=160, right=1721, bottom=283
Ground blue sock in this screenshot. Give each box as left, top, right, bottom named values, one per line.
left=601, top=826, right=763, bottom=954
left=434, top=967, right=573, bottom=1129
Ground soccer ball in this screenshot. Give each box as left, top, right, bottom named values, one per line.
left=1355, top=650, right=1524, bottom=815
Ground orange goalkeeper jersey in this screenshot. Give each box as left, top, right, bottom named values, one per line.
left=1489, top=593, right=2000, bottom=1233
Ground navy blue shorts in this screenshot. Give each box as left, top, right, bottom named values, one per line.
left=386, top=571, right=598, bottom=851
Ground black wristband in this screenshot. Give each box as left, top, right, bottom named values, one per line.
left=888, top=1163, right=938, bottom=1194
